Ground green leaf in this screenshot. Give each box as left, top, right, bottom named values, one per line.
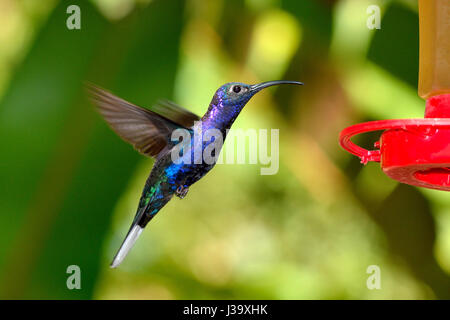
left=367, top=3, right=419, bottom=88
left=0, top=0, right=185, bottom=299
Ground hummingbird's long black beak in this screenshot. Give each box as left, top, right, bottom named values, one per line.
left=249, top=80, right=303, bottom=93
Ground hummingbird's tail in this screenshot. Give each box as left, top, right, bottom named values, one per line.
left=110, top=186, right=172, bottom=268
left=110, top=224, right=144, bottom=268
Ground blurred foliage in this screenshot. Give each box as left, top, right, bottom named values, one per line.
left=0, top=0, right=448, bottom=299
left=368, top=2, right=419, bottom=88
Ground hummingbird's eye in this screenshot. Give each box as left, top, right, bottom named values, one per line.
left=232, top=85, right=242, bottom=93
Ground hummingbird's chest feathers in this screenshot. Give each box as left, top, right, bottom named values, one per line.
left=165, top=160, right=215, bottom=187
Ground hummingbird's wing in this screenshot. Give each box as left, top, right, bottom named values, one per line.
left=153, top=99, right=200, bottom=128
left=88, top=85, right=199, bottom=158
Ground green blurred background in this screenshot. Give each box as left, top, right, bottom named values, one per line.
left=0, top=0, right=449, bottom=299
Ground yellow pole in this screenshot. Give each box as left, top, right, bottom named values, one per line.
left=418, top=0, right=450, bottom=99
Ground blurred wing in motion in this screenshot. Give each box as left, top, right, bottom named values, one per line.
left=88, top=84, right=198, bottom=158
left=153, top=99, right=200, bottom=128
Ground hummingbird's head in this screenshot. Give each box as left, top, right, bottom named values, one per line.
left=215, top=80, right=303, bottom=108
left=204, top=80, right=303, bottom=128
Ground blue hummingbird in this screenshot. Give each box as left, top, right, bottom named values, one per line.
left=89, top=80, right=303, bottom=267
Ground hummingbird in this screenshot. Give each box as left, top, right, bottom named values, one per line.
left=89, top=80, right=303, bottom=268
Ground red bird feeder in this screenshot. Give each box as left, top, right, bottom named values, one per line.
left=340, top=0, right=450, bottom=191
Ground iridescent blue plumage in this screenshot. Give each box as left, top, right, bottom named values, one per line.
left=89, top=80, right=303, bottom=267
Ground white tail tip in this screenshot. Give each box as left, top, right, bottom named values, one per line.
left=110, top=225, right=144, bottom=268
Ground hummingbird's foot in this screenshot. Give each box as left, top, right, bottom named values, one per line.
left=175, top=185, right=189, bottom=199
